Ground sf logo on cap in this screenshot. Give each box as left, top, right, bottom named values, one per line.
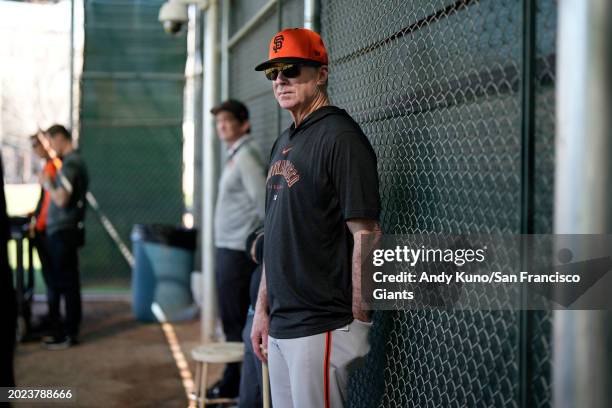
left=272, top=34, right=284, bottom=53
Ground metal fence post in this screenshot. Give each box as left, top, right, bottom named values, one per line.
left=554, top=1, right=612, bottom=407
left=304, top=0, right=319, bottom=31
left=221, top=0, right=229, bottom=101
left=201, top=0, right=220, bottom=343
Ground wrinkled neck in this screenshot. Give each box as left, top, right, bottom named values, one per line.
left=290, top=91, right=330, bottom=127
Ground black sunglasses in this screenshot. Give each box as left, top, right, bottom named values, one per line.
left=264, top=62, right=322, bottom=81
left=264, top=64, right=302, bottom=81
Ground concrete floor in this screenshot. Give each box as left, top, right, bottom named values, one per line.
left=14, top=301, right=222, bottom=408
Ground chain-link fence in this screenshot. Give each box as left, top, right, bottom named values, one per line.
left=222, top=0, right=557, bottom=405
left=79, top=0, right=186, bottom=290
left=319, top=0, right=556, bottom=406
left=528, top=0, right=556, bottom=406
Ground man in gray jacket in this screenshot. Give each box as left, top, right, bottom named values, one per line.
left=209, top=100, right=266, bottom=400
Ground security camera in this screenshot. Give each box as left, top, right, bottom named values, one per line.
left=159, top=1, right=188, bottom=34
left=158, top=0, right=208, bottom=35
left=163, top=20, right=185, bottom=35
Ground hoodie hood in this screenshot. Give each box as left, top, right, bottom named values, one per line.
left=288, top=105, right=350, bottom=136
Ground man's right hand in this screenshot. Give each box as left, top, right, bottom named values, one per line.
left=251, top=308, right=269, bottom=363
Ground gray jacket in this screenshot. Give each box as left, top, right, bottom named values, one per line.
left=214, top=136, right=266, bottom=250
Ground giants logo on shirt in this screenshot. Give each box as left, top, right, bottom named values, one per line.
left=267, top=159, right=300, bottom=188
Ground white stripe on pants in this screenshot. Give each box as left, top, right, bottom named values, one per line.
left=268, top=319, right=372, bottom=408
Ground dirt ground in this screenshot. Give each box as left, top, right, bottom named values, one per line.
left=14, top=301, right=223, bottom=408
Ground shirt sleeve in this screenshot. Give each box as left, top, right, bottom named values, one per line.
left=56, top=161, right=78, bottom=196
left=43, top=161, right=57, bottom=179
left=237, top=147, right=267, bottom=220
left=329, top=130, right=381, bottom=220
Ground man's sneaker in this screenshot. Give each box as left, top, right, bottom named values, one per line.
left=206, top=381, right=223, bottom=399
left=205, top=379, right=239, bottom=405
left=43, top=336, right=78, bottom=350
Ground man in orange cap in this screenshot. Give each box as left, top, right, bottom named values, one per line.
left=251, top=28, right=382, bottom=407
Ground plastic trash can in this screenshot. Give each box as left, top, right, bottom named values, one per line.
left=131, top=224, right=197, bottom=322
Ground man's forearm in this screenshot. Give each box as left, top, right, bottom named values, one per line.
left=255, top=266, right=269, bottom=315
left=352, top=233, right=367, bottom=312
left=348, top=220, right=382, bottom=318
left=251, top=264, right=270, bottom=361
left=45, top=184, right=69, bottom=207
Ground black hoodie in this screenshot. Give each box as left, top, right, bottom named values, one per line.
left=264, top=105, right=380, bottom=339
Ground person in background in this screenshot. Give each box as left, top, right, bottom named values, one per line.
left=239, top=226, right=265, bottom=408
left=41, top=124, right=89, bottom=350
left=208, top=100, right=266, bottom=401
left=28, top=132, right=61, bottom=330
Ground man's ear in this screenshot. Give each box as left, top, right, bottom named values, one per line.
left=317, top=65, right=329, bottom=86
left=240, top=119, right=251, bottom=134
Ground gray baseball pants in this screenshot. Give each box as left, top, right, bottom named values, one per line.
left=267, top=319, right=372, bottom=408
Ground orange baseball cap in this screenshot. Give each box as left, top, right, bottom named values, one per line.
left=254, top=28, right=328, bottom=71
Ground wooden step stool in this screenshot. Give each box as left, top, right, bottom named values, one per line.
left=190, top=342, right=245, bottom=408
